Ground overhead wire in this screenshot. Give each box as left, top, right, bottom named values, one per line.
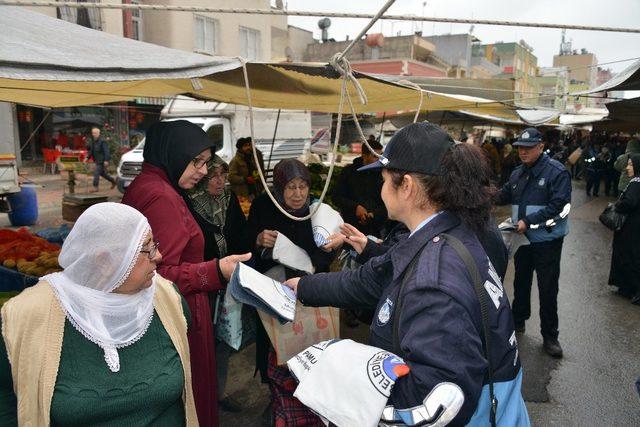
left=3, top=1, right=640, bottom=33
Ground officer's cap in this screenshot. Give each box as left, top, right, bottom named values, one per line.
left=358, top=122, right=454, bottom=175
left=513, top=128, right=544, bottom=147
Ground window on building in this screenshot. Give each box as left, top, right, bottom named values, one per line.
left=239, top=27, right=261, bottom=61
left=57, top=0, right=102, bottom=30
left=194, top=15, right=218, bottom=55
left=206, top=124, right=224, bottom=153
left=131, top=0, right=142, bottom=40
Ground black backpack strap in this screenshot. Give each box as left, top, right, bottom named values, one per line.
left=391, top=249, right=422, bottom=358
left=440, top=233, right=498, bottom=427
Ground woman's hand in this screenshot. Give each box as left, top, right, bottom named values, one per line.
left=339, top=223, right=368, bottom=254
left=219, top=253, right=252, bottom=280
left=321, top=233, right=345, bottom=251
left=256, top=230, right=278, bottom=248
left=283, top=277, right=301, bottom=294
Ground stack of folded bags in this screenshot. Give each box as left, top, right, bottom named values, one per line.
left=287, top=339, right=410, bottom=427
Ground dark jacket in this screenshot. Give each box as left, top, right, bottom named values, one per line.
left=297, top=211, right=527, bottom=426
left=248, top=191, right=337, bottom=381
left=86, top=137, right=110, bottom=163
left=331, top=157, right=388, bottom=237
left=609, top=178, right=640, bottom=292
left=496, top=153, right=572, bottom=243
left=247, top=192, right=336, bottom=276
left=356, top=220, right=509, bottom=281
left=189, top=192, right=251, bottom=261
left=355, top=223, right=409, bottom=264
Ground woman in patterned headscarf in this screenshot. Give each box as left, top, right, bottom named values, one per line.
left=186, top=155, right=251, bottom=413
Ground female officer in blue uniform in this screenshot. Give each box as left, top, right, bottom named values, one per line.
left=284, top=123, right=530, bottom=426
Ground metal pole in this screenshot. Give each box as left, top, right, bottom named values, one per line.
left=337, top=0, right=397, bottom=62
left=266, top=108, right=281, bottom=172
left=378, top=112, right=386, bottom=143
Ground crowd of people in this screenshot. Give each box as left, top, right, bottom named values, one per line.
left=2, top=118, right=639, bottom=426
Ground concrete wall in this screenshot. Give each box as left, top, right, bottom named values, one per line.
left=553, top=53, right=597, bottom=87
left=305, top=35, right=433, bottom=62
left=286, top=26, right=316, bottom=62
left=424, top=34, right=471, bottom=68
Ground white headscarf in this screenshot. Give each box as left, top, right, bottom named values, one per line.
left=42, top=202, right=156, bottom=373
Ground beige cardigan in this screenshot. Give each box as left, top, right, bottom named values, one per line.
left=1, top=276, right=199, bottom=427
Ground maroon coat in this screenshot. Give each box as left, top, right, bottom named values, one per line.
left=123, top=163, right=223, bottom=427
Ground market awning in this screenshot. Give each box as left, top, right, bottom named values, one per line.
left=0, top=6, right=526, bottom=116
left=590, top=96, right=640, bottom=131
left=574, top=59, right=640, bottom=95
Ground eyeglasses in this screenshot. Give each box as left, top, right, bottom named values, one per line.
left=192, top=156, right=213, bottom=169
left=140, top=241, right=160, bottom=260
left=284, top=183, right=309, bottom=192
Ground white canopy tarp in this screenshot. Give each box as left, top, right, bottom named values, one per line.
left=574, top=59, right=640, bottom=95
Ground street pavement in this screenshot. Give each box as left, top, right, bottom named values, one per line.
left=2, top=171, right=639, bottom=426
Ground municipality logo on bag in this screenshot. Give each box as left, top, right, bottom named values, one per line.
left=366, top=351, right=410, bottom=397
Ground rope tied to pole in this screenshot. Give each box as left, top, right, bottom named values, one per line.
left=238, top=0, right=399, bottom=221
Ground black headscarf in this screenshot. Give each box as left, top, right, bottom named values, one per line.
left=272, top=159, right=311, bottom=216
left=630, top=153, right=640, bottom=178
left=143, top=120, right=216, bottom=190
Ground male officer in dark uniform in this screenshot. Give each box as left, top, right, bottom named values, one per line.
left=496, top=128, right=571, bottom=358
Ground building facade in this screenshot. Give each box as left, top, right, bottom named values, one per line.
left=535, top=67, right=569, bottom=110
left=424, top=33, right=500, bottom=79
left=304, top=34, right=450, bottom=77
left=474, top=41, right=539, bottom=106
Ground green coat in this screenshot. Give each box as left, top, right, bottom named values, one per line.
left=228, top=150, right=265, bottom=198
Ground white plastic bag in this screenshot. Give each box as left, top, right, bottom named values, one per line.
left=215, top=291, right=244, bottom=350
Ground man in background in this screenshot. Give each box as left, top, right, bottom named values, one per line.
left=332, top=139, right=387, bottom=238
left=86, top=126, right=116, bottom=192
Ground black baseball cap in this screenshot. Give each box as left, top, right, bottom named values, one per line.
left=513, top=127, right=544, bottom=147
left=358, top=122, right=455, bottom=175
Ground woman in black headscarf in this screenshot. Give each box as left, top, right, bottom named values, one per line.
left=122, top=120, right=250, bottom=427
left=247, top=158, right=337, bottom=426
left=608, top=153, right=640, bottom=304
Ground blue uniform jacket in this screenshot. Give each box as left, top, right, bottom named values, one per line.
left=496, top=153, right=571, bottom=243
left=297, top=211, right=529, bottom=426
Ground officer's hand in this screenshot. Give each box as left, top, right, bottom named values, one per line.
left=517, top=220, right=527, bottom=234
left=283, top=277, right=300, bottom=294
left=340, top=223, right=368, bottom=254
left=257, top=230, right=278, bottom=248
left=321, top=233, right=345, bottom=251
left=219, top=253, right=252, bottom=280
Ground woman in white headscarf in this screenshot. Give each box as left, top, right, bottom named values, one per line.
left=0, top=202, right=198, bottom=426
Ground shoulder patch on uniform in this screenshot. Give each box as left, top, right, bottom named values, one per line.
left=548, top=158, right=567, bottom=172
left=377, top=297, right=393, bottom=326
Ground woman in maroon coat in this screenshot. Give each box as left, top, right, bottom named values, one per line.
left=123, top=121, right=250, bottom=427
